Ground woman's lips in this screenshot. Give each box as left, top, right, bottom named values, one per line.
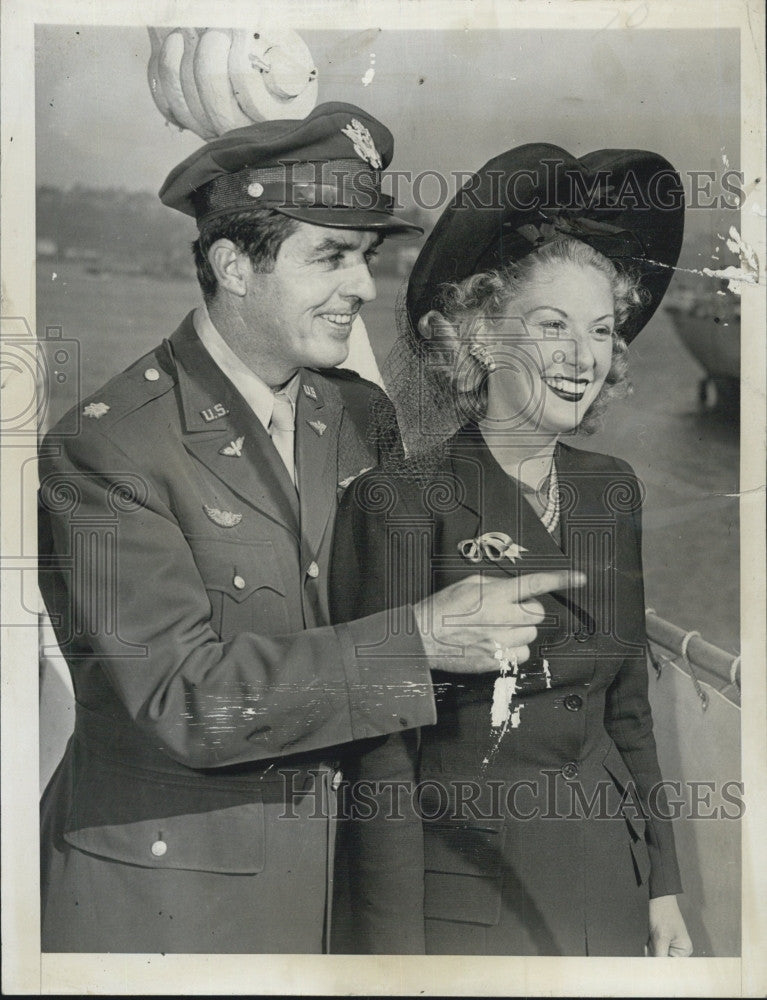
left=542, top=375, right=591, bottom=402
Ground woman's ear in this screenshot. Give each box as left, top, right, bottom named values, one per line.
left=418, top=310, right=462, bottom=375
left=417, top=309, right=459, bottom=347
left=208, top=239, right=249, bottom=297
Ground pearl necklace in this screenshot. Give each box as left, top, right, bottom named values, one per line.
left=540, top=462, right=560, bottom=535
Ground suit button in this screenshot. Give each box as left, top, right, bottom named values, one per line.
left=574, top=627, right=590, bottom=643
left=331, top=769, right=343, bottom=791
left=144, top=367, right=160, bottom=382
left=151, top=840, right=167, bottom=857
left=564, top=694, right=583, bottom=712
left=561, top=762, right=579, bottom=780
left=233, top=575, right=246, bottom=590
left=306, top=561, right=320, bottom=579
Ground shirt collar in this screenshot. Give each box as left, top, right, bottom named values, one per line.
left=193, top=303, right=300, bottom=430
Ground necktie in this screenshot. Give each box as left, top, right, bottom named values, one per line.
left=269, top=391, right=296, bottom=486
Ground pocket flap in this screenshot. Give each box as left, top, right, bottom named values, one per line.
left=424, top=819, right=506, bottom=877
left=188, top=537, right=285, bottom=602
left=64, top=799, right=265, bottom=874
left=424, top=871, right=503, bottom=926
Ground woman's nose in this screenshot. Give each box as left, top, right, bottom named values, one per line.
left=564, top=327, right=595, bottom=371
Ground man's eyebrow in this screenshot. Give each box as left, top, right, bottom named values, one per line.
left=310, top=236, right=359, bottom=254
left=309, top=234, right=385, bottom=255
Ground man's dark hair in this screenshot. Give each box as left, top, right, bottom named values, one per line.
left=192, top=209, right=300, bottom=301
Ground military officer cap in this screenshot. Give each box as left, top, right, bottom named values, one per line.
left=160, top=101, right=422, bottom=236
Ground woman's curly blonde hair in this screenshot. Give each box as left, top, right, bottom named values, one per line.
left=431, top=237, right=648, bottom=433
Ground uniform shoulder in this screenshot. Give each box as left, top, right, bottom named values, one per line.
left=314, top=365, right=384, bottom=399
left=45, top=341, right=177, bottom=440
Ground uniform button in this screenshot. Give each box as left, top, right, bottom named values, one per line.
left=144, top=367, right=160, bottom=382
left=306, top=561, right=320, bottom=578
left=561, top=762, right=579, bottom=780
left=574, top=627, right=590, bottom=643
left=233, top=575, right=246, bottom=590
left=331, top=769, right=343, bottom=791
left=151, top=840, right=167, bottom=857
left=564, top=694, right=583, bottom=712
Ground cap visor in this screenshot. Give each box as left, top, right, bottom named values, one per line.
left=273, top=205, right=423, bottom=237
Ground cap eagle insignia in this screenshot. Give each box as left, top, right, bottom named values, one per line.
left=341, top=119, right=382, bottom=169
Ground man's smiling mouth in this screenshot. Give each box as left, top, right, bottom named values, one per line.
left=319, top=311, right=358, bottom=329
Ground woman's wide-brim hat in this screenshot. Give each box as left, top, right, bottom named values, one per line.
left=406, top=143, right=685, bottom=343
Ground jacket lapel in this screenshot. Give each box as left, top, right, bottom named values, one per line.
left=555, top=440, right=614, bottom=636
left=167, top=315, right=299, bottom=535
left=445, top=429, right=594, bottom=629
left=296, top=372, right=343, bottom=553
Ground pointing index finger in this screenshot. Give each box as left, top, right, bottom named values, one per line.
left=512, top=570, right=587, bottom=603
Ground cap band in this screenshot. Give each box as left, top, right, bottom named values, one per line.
left=198, top=179, right=393, bottom=227
left=195, top=157, right=391, bottom=226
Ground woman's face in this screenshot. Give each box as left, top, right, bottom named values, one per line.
left=481, top=259, right=615, bottom=436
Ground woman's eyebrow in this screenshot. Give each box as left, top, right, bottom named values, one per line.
left=524, top=306, right=568, bottom=318
left=523, top=306, right=615, bottom=322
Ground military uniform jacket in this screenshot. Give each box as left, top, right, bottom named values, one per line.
left=38, top=313, right=435, bottom=953
left=330, top=426, right=683, bottom=955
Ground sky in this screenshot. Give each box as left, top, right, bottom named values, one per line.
left=32, top=23, right=741, bottom=270
left=35, top=26, right=739, bottom=186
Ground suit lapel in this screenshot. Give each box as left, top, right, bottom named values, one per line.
left=168, top=315, right=299, bottom=535
left=296, top=372, right=343, bottom=553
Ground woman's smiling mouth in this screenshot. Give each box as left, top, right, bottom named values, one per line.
left=542, top=374, right=591, bottom=401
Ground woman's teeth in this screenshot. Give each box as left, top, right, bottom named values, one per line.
left=323, top=313, right=354, bottom=327
left=543, top=375, right=590, bottom=400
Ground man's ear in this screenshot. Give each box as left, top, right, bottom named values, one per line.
left=207, top=239, right=249, bottom=297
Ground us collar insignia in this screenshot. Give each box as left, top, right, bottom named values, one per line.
left=200, top=402, right=229, bottom=423
left=220, top=436, right=244, bottom=457
left=83, top=402, right=110, bottom=419
left=302, top=384, right=318, bottom=400
left=307, top=419, right=327, bottom=437
left=203, top=504, right=242, bottom=528
left=458, top=531, right=527, bottom=565
left=341, top=119, right=382, bottom=169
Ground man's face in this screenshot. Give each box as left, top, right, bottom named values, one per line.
left=230, top=222, right=380, bottom=382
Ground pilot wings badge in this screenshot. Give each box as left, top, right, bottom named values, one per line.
left=203, top=504, right=242, bottom=528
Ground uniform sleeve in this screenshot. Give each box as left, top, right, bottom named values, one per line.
left=38, top=427, right=436, bottom=770
left=603, top=462, right=683, bottom=898
left=329, top=468, right=432, bottom=953
left=336, top=730, right=425, bottom=954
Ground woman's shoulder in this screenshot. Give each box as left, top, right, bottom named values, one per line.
left=557, top=440, right=638, bottom=480
left=341, top=447, right=453, bottom=516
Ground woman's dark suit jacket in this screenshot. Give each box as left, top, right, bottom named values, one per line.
left=330, top=426, right=682, bottom=956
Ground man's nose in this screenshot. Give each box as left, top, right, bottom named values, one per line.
left=339, top=262, right=377, bottom=303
